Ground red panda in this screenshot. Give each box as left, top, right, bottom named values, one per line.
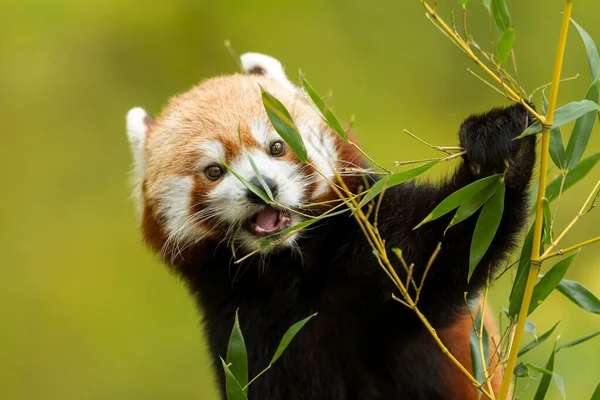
left=126, top=53, right=533, bottom=400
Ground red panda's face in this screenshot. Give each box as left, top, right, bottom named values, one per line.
left=126, top=54, right=360, bottom=261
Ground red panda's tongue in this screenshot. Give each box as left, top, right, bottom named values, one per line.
left=255, top=207, right=280, bottom=232
left=251, top=207, right=291, bottom=236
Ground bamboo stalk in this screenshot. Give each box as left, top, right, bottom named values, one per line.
left=497, top=2, right=574, bottom=399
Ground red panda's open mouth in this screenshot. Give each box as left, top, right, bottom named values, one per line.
left=246, top=206, right=292, bottom=237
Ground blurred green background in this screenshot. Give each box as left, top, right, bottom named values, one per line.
left=1, top=1, right=599, bottom=399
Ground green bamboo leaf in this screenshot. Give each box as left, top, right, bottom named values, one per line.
left=226, top=311, right=248, bottom=393
left=591, top=382, right=600, bottom=400
left=414, top=174, right=501, bottom=229
left=541, top=83, right=549, bottom=115
left=300, top=72, right=349, bottom=142
left=270, top=313, right=317, bottom=365
left=245, top=150, right=274, bottom=201
left=529, top=252, right=579, bottom=315
left=491, top=0, right=512, bottom=31
left=518, top=122, right=540, bottom=138
left=524, top=320, right=537, bottom=340
left=509, top=224, right=534, bottom=318
left=514, top=362, right=533, bottom=378
left=445, top=179, right=500, bottom=233
left=546, top=153, right=600, bottom=201
left=518, top=321, right=560, bottom=357
left=261, top=88, right=308, bottom=163
left=533, top=345, right=556, bottom=400
left=564, top=77, right=600, bottom=170
left=543, top=89, right=566, bottom=170
left=360, top=160, right=439, bottom=208
left=468, top=180, right=505, bottom=281
left=526, top=363, right=554, bottom=376
left=528, top=361, right=566, bottom=399
left=224, top=163, right=271, bottom=204
left=220, top=357, right=248, bottom=400
left=558, top=330, right=600, bottom=351
left=555, top=373, right=566, bottom=399
left=571, top=19, right=600, bottom=80
left=496, top=27, right=516, bottom=64
left=557, top=278, right=600, bottom=314
left=517, top=100, right=599, bottom=138
left=483, top=0, right=491, bottom=11
left=469, top=306, right=489, bottom=385
left=541, top=197, right=552, bottom=249
left=459, top=0, right=469, bottom=7
left=550, top=127, right=566, bottom=170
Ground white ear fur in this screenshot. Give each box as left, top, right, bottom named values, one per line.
left=126, top=107, right=149, bottom=214
left=240, top=52, right=297, bottom=91
left=127, top=107, right=148, bottom=152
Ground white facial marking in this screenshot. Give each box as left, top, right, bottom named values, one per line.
left=208, top=150, right=304, bottom=221
left=252, top=119, right=339, bottom=200
left=240, top=52, right=298, bottom=92
left=198, top=140, right=226, bottom=166
left=250, top=119, right=268, bottom=147
left=250, top=119, right=281, bottom=147
left=206, top=148, right=305, bottom=251
left=156, top=176, right=205, bottom=257
left=126, top=107, right=149, bottom=215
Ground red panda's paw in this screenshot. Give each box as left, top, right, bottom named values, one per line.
left=457, top=104, right=536, bottom=184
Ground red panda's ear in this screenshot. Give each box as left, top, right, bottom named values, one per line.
left=240, top=52, right=297, bottom=92
left=126, top=107, right=152, bottom=214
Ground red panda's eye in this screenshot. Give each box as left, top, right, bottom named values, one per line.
left=270, top=140, right=285, bottom=157
left=204, top=165, right=223, bottom=180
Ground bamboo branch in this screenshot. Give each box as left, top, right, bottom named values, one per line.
left=541, top=179, right=600, bottom=258
left=415, top=242, right=441, bottom=304
left=349, top=140, right=392, bottom=173
left=497, top=2, right=574, bottom=399
left=393, top=157, right=441, bottom=166
left=392, top=150, right=466, bottom=166
left=469, top=40, right=525, bottom=96
left=529, top=74, right=580, bottom=99
left=467, top=68, right=515, bottom=100
left=418, top=1, right=544, bottom=123
left=540, top=236, right=600, bottom=261
left=224, top=40, right=242, bottom=71
left=402, top=129, right=464, bottom=154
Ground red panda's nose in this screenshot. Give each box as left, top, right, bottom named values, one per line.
left=247, top=176, right=278, bottom=204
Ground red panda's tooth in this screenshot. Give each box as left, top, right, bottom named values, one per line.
left=254, top=226, right=267, bottom=235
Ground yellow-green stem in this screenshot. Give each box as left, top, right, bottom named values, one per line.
left=542, top=179, right=600, bottom=257
left=497, top=2, right=573, bottom=399
left=419, top=1, right=544, bottom=123
left=479, top=280, right=496, bottom=399
left=541, top=236, right=600, bottom=261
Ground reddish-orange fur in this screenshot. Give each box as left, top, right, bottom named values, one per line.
left=439, top=302, right=505, bottom=399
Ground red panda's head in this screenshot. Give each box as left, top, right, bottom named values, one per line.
left=126, top=53, right=360, bottom=262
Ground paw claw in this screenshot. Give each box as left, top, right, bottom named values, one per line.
left=470, top=164, right=482, bottom=176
